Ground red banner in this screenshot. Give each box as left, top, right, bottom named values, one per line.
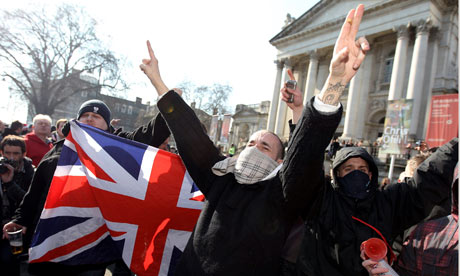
left=425, top=94, right=458, bottom=148
left=219, top=114, right=232, bottom=144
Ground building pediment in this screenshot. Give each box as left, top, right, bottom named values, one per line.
left=270, top=0, right=383, bottom=44
left=233, top=109, right=259, bottom=118
left=269, top=0, right=446, bottom=59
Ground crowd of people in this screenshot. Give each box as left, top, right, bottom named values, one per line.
left=0, top=4, right=457, bottom=276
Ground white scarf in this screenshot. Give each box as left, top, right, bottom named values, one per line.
left=212, top=147, right=280, bottom=184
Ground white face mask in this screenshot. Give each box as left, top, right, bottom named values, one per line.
left=233, top=146, right=279, bottom=184
left=212, top=146, right=280, bottom=184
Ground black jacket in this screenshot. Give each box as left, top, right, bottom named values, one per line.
left=157, top=91, right=342, bottom=276
left=1, top=157, right=34, bottom=227
left=296, top=139, right=458, bottom=276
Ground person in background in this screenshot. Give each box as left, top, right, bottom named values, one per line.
left=4, top=99, right=172, bottom=276
left=228, top=143, right=236, bottom=157
left=51, top=119, right=68, bottom=143
left=379, top=177, right=390, bottom=191
left=362, top=163, right=459, bottom=276
left=3, top=121, right=23, bottom=137
left=24, top=115, right=53, bottom=167
left=0, top=135, right=34, bottom=276
left=398, top=154, right=429, bottom=183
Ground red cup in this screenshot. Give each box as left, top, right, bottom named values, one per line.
left=360, top=237, right=387, bottom=261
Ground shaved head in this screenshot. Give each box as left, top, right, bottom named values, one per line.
left=247, top=130, right=284, bottom=162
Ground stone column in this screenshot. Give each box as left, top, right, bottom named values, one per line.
left=388, top=24, right=410, bottom=101
left=342, top=64, right=365, bottom=140
left=303, top=50, right=319, bottom=104
left=406, top=20, right=432, bottom=138
left=354, top=49, right=374, bottom=139
left=274, top=60, right=291, bottom=136
left=316, top=62, right=329, bottom=95
left=267, top=60, right=284, bottom=131
left=422, top=29, right=439, bottom=137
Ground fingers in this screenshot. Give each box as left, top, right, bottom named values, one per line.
left=287, top=69, right=295, bottom=81
left=142, top=59, right=150, bottom=65
left=331, top=46, right=349, bottom=68
left=349, top=4, right=365, bottom=39
left=362, top=259, right=378, bottom=273
left=337, top=9, right=355, bottom=44
left=147, top=40, right=155, bottom=60
left=356, top=36, right=370, bottom=52
left=352, top=37, right=369, bottom=70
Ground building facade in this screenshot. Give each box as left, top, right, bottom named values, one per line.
left=51, top=75, right=150, bottom=132
left=267, top=0, right=458, bottom=143
left=229, top=101, right=270, bottom=151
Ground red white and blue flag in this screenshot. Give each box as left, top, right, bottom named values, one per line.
left=28, top=120, right=204, bottom=275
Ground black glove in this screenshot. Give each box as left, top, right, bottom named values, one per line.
left=61, top=120, right=73, bottom=137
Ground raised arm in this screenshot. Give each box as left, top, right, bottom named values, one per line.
left=139, top=42, right=223, bottom=195
left=388, top=138, right=458, bottom=235
left=280, top=4, right=370, bottom=214
left=318, top=4, right=369, bottom=105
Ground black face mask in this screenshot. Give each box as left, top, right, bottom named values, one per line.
left=337, top=170, right=371, bottom=200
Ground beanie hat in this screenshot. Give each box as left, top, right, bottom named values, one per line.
left=77, top=99, right=111, bottom=128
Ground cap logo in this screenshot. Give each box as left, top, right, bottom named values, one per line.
left=93, top=106, right=99, bottom=113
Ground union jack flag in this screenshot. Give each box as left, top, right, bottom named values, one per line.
left=29, top=120, right=204, bottom=275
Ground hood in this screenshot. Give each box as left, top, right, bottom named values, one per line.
left=332, top=147, right=379, bottom=191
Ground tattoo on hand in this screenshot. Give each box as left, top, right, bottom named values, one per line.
left=322, top=82, right=345, bottom=105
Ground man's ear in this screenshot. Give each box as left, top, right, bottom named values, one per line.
left=368, top=171, right=372, bottom=180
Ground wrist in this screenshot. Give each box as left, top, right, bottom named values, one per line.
left=318, top=75, right=347, bottom=105
left=152, top=80, right=169, bottom=96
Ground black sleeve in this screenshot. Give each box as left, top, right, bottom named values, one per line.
left=3, top=180, right=26, bottom=203
left=279, top=97, right=342, bottom=214
left=157, top=91, right=224, bottom=195
left=388, top=138, right=458, bottom=235
left=12, top=146, right=60, bottom=229
left=114, top=112, right=171, bottom=147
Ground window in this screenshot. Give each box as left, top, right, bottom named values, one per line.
left=382, top=51, right=394, bottom=84
left=115, top=103, right=120, bottom=112
left=121, top=104, right=127, bottom=113
left=127, top=106, right=133, bottom=115
left=81, top=91, right=88, bottom=97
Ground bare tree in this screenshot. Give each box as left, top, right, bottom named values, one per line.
left=203, top=84, right=231, bottom=115
left=176, top=81, right=231, bottom=115
left=0, top=4, right=126, bottom=116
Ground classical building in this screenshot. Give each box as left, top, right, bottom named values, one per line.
left=268, top=0, right=458, bottom=143
left=229, top=101, right=270, bottom=151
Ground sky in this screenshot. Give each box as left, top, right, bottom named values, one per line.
left=0, top=0, right=321, bottom=124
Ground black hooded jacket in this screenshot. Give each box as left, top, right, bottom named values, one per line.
left=296, top=139, right=458, bottom=276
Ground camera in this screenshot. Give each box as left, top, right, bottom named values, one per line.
left=0, top=157, right=17, bottom=175
left=286, top=80, right=297, bottom=103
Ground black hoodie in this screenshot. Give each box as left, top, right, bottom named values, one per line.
left=296, top=138, right=458, bottom=276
